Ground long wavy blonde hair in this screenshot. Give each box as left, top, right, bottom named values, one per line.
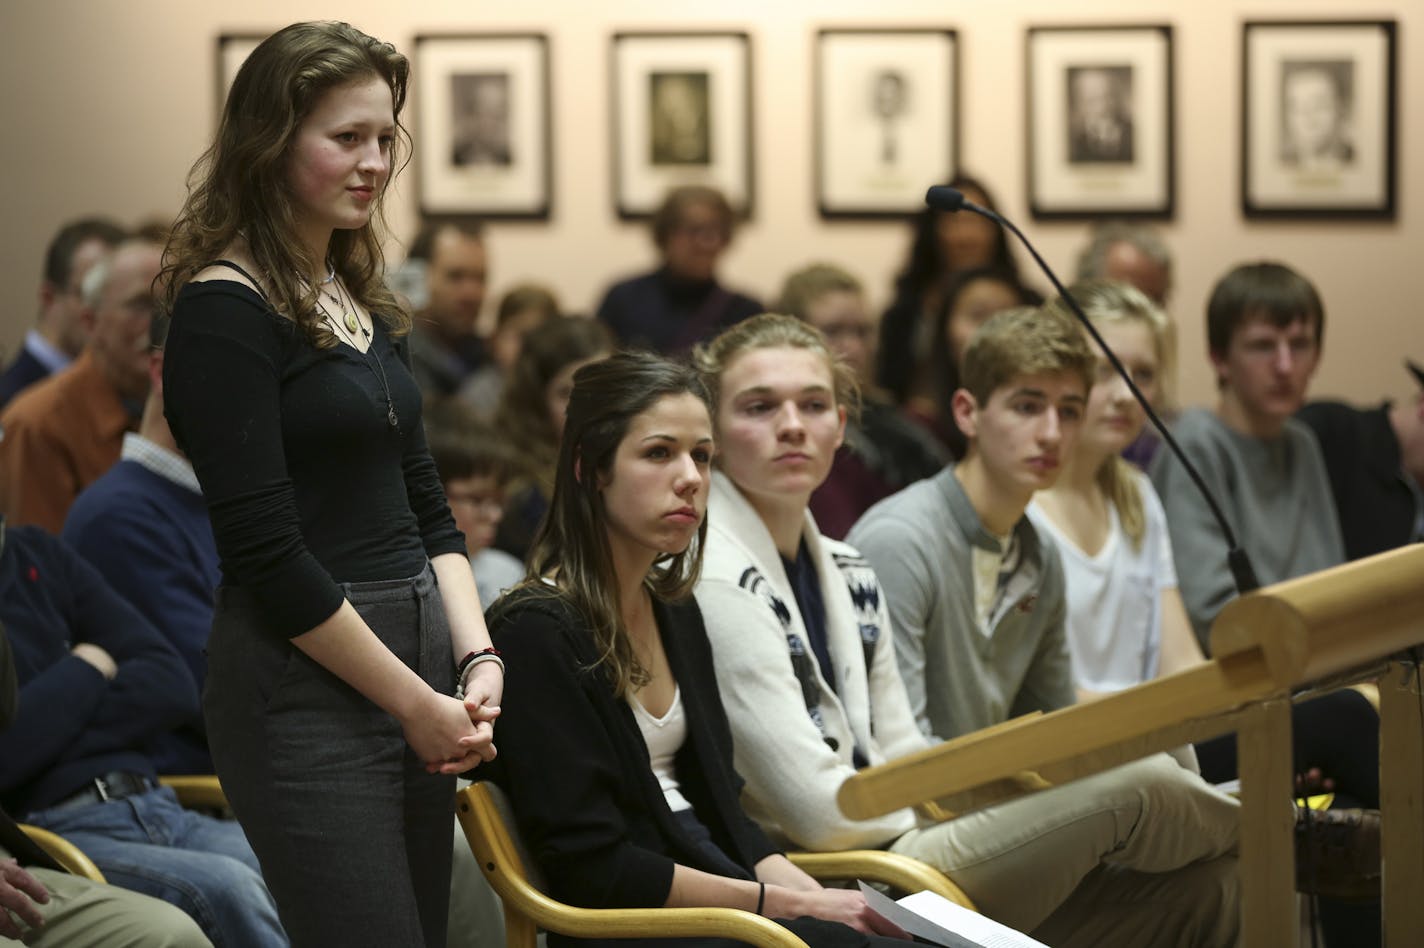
left=160, top=21, right=411, bottom=345
left=1049, top=279, right=1173, bottom=549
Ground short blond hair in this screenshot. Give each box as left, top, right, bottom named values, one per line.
left=960, top=306, right=1095, bottom=407
left=693, top=312, right=860, bottom=421
left=1044, top=280, right=1171, bottom=550
left=775, top=263, right=863, bottom=322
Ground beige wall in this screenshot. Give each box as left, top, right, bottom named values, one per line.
left=1, top=0, right=1418, bottom=407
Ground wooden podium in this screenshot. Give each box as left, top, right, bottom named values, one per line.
left=837, top=545, right=1424, bottom=946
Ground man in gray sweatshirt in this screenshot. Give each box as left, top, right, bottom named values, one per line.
left=1149, top=262, right=1342, bottom=648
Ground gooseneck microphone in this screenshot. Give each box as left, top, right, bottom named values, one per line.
left=926, top=185, right=1260, bottom=595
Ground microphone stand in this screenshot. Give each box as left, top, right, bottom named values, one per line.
left=926, top=186, right=1260, bottom=595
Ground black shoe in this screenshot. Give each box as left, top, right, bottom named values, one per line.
left=1294, top=807, right=1381, bottom=904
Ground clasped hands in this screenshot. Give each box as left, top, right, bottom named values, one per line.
left=403, top=661, right=503, bottom=776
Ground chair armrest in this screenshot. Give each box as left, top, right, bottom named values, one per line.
left=159, top=775, right=229, bottom=811
left=456, top=783, right=807, bottom=948
left=19, top=824, right=106, bottom=882
left=788, top=850, right=974, bottom=908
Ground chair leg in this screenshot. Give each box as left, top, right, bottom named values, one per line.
left=1238, top=697, right=1298, bottom=948
left=1381, top=659, right=1424, bottom=943
left=505, top=911, right=539, bottom=948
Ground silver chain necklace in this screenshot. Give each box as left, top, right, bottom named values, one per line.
left=320, top=277, right=399, bottom=430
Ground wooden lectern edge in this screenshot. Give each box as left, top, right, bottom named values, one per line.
left=839, top=546, right=1424, bottom=822
left=1211, top=545, right=1424, bottom=685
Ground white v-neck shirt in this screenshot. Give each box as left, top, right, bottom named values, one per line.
left=628, top=685, right=692, bottom=812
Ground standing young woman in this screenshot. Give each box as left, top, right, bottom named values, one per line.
left=159, top=22, right=501, bottom=947
left=484, top=351, right=908, bottom=948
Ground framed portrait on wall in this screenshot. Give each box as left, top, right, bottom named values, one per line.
left=815, top=28, right=958, bottom=219
left=215, top=33, right=269, bottom=116
left=414, top=33, right=552, bottom=220
left=1241, top=21, right=1397, bottom=219
left=611, top=32, right=753, bottom=219
left=1026, top=25, right=1174, bottom=219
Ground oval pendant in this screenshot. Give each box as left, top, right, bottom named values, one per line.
left=388, top=407, right=399, bottom=428
left=344, top=311, right=360, bottom=335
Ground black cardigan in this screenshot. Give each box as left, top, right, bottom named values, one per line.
left=484, top=588, right=781, bottom=911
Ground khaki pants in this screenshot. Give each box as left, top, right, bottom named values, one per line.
left=0, top=854, right=210, bottom=948
left=890, top=753, right=1241, bottom=948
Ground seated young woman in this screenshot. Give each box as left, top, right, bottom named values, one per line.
left=481, top=351, right=908, bottom=948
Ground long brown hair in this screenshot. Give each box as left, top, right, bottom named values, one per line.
left=517, top=352, right=712, bottom=698
left=160, top=21, right=411, bottom=346
left=494, top=316, right=613, bottom=490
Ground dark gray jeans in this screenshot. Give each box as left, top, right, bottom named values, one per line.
left=204, top=565, right=455, bottom=948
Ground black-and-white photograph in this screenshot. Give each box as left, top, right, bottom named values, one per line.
left=612, top=32, right=751, bottom=219
left=1243, top=20, right=1396, bottom=218
left=450, top=73, right=513, bottom=167
left=649, top=72, right=711, bottom=165
left=1066, top=65, right=1135, bottom=164
left=1279, top=60, right=1355, bottom=171
left=870, top=68, right=910, bottom=166
left=815, top=28, right=958, bottom=218
left=1027, top=25, right=1173, bottom=219
left=415, top=33, right=551, bottom=219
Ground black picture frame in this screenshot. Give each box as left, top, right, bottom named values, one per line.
left=814, top=28, right=959, bottom=219
left=413, top=33, right=553, bottom=221
left=1026, top=25, right=1175, bottom=220
left=215, top=33, right=269, bottom=119
left=1241, top=20, right=1397, bottom=220
left=610, top=31, right=753, bottom=220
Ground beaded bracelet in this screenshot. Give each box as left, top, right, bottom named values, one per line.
left=456, top=647, right=504, bottom=699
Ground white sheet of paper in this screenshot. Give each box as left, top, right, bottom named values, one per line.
left=856, top=881, right=1051, bottom=948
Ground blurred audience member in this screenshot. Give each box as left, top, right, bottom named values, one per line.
left=1075, top=220, right=1173, bottom=308
left=921, top=266, right=1037, bottom=457
left=0, top=235, right=162, bottom=532
left=596, top=185, right=761, bottom=354
left=0, top=522, right=285, bottom=946
left=0, top=218, right=126, bottom=408
left=458, top=282, right=560, bottom=418
left=1075, top=222, right=1178, bottom=469
left=1297, top=360, right=1424, bottom=560
left=0, top=615, right=213, bottom=947
left=1151, top=261, right=1337, bottom=648
left=492, top=316, right=612, bottom=560
left=877, top=173, right=1029, bottom=408
left=62, top=308, right=215, bottom=774
left=777, top=263, right=945, bottom=538
left=406, top=220, right=489, bottom=397
left=425, top=399, right=525, bottom=608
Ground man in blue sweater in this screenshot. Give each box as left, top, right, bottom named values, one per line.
left=63, top=309, right=219, bottom=774
left=1, top=612, right=210, bottom=946
left=0, top=517, right=286, bottom=946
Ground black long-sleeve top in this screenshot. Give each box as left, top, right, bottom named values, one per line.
left=163, top=281, right=466, bottom=638
left=484, top=589, right=781, bottom=922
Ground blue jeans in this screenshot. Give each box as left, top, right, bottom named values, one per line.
left=25, top=784, right=286, bottom=948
